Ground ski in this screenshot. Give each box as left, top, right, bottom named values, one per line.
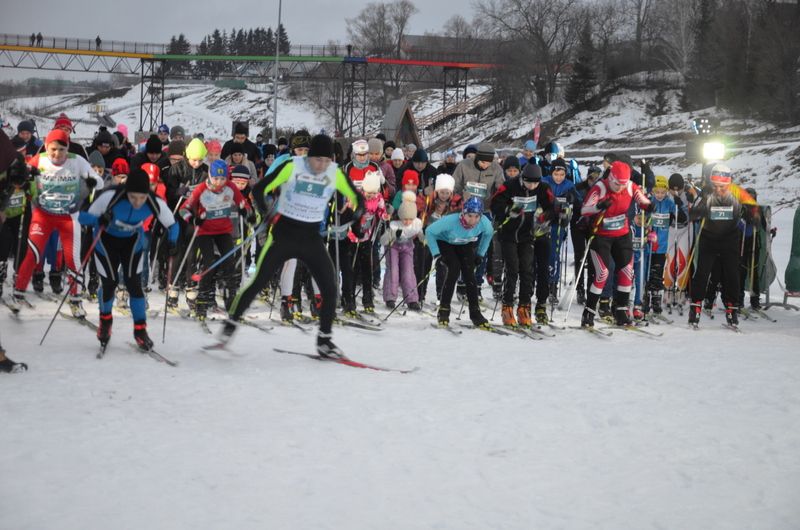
left=568, top=325, right=614, bottom=337
left=335, top=317, right=383, bottom=332
left=738, top=308, right=757, bottom=321
left=238, top=319, right=274, bottom=334
left=502, top=326, right=545, bottom=340
left=430, top=322, right=463, bottom=335
left=721, top=324, right=743, bottom=333
left=527, top=325, right=557, bottom=338
left=352, top=312, right=383, bottom=327
left=272, top=318, right=312, bottom=333
left=751, top=308, right=777, bottom=322
left=457, top=323, right=515, bottom=336
left=1, top=296, right=21, bottom=318
left=273, top=348, right=418, bottom=374
left=649, top=313, right=674, bottom=325
left=198, top=319, right=213, bottom=334
left=60, top=311, right=98, bottom=331
left=607, top=324, right=663, bottom=338
left=97, top=342, right=109, bottom=359
left=35, top=292, right=59, bottom=303
left=127, top=342, right=179, bottom=366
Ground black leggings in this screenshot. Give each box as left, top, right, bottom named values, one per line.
left=196, top=233, right=234, bottom=307
left=691, top=233, right=739, bottom=307
left=230, top=218, right=337, bottom=334
left=438, top=241, right=479, bottom=310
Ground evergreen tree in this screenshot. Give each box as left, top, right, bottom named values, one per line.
left=276, top=24, right=291, bottom=55
left=685, top=0, right=718, bottom=109
left=265, top=27, right=275, bottom=55
left=565, top=19, right=596, bottom=106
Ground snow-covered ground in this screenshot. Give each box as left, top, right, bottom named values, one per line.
left=1, top=208, right=799, bottom=530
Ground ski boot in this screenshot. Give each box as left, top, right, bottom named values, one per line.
left=517, top=304, right=532, bottom=327
left=469, top=305, right=489, bottom=328
left=186, top=287, right=198, bottom=314
left=0, top=350, right=27, bottom=373
left=32, top=271, right=45, bottom=293
left=0, top=262, right=7, bottom=297
left=280, top=296, right=294, bottom=322
left=535, top=304, right=549, bottom=326
left=456, top=283, right=466, bottom=301
left=725, top=304, right=739, bottom=327
left=116, top=288, right=129, bottom=311
left=87, top=274, right=99, bottom=301
left=749, top=295, right=762, bottom=310
left=49, top=270, right=63, bottom=295
left=703, top=298, right=715, bottom=316
left=363, top=304, right=376, bottom=315
left=651, top=292, right=663, bottom=314
left=316, top=332, right=345, bottom=359
left=385, top=300, right=396, bottom=310
left=576, top=285, right=586, bottom=305
left=581, top=307, right=597, bottom=328
left=437, top=306, right=451, bottom=326
left=407, top=302, right=422, bottom=311
left=548, top=283, right=559, bottom=306
left=598, top=297, right=612, bottom=321
left=166, top=288, right=179, bottom=311
left=632, top=305, right=645, bottom=321
left=133, top=322, right=154, bottom=351
left=97, top=313, right=113, bottom=346
left=194, top=300, right=208, bottom=322
left=501, top=305, right=517, bottom=327
left=612, top=291, right=632, bottom=326
left=688, top=301, right=702, bottom=326
left=69, top=296, right=86, bottom=318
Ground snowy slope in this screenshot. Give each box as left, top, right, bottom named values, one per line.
left=1, top=208, right=799, bottom=530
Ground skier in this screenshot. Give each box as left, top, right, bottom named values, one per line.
left=425, top=196, right=494, bottom=328
left=80, top=168, right=179, bottom=351
left=418, top=173, right=462, bottom=304
left=490, top=162, right=555, bottom=327
left=217, top=134, right=363, bottom=358
left=580, top=161, right=652, bottom=328
left=571, top=165, right=602, bottom=304
left=542, top=158, right=577, bottom=306
left=687, top=164, right=758, bottom=327
left=380, top=192, right=424, bottom=310
left=11, top=129, right=101, bottom=315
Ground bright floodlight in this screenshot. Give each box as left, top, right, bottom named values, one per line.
left=702, top=141, right=726, bottom=161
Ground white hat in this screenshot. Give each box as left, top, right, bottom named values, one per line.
left=362, top=170, right=381, bottom=193
left=352, top=139, right=369, bottom=155
left=435, top=173, right=455, bottom=191
left=391, top=148, right=405, bottom=162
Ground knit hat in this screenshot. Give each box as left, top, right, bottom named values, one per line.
left=521, top=163, right=542, bottom=182
left=308, top=134, right=334, bottom=158
left=264, top=143, right=277, bottom=157
left=384, top=140, right=396, bottom=150
left=502, top=156, right=520, bottom=170
left=401, top=169, right=419, bottom=189
left=88, top=150, right=105, bottom=168
left=411, top=148, right=428, bottom=163
left=17, top=120, right=35, bottom=134
left=362, top=170, right=381, bottom=193
left=709, top=164, right=732, bottom=185
left=167, top=140, right=186, bottom=157
left=185, top=138, right=207, bottom=160
left=233, top=122, right=248, bottom=136
left=654, top=175, right=668, bottom=190
left=368, top=138, right=384, bottom=154
left=158, top=124, right=170, bottom=134
left=229, top=142, right=245, bottom=155
left=434, top=173, right=455, bottom=191
left=523, top=139, right=536, bottom=151
left=54, top=114, right=74, bottom=132
left=608, top=161, right=631, bottom=187
left=112, top=131, right=124, bottom=148
left=45, top=129, right=70, bottom=146
left=231, top=164, right=250, bottom=181
left=277, top=136, right=288, bottom=147
left=209, top=159, right=228, bottom=178
left=117, top=124, right=129, bottom=139
left=290, top=129, right=311, bottom=150
left=445, top=149, right=456, bottom=159
left=145, top=134, right=162, bottom=154
left=668, top=173, right=684, bottom=190
left=351, top=139, right=369, bottom=155
left=475, top=143, right=495, bottom=162
left=398, top=193, right=417, bottom=220
left=170, top=125, right=185, bottom=139
left=95, top=130, right=114, bottom=146
left=391, top=148, right=405, bottom=162
left=126, top=168, right=150, bottom=194
left=141, top=162, right=160, bottom=184
left=405, top=143, right=417, bottom=152
left=550, top=158, right=568, bottom=172
left=205, top=139, right=222, bottom=154
left=463, top=144, right=478, bottom=158
left=111, top=158, right=129, bottom=176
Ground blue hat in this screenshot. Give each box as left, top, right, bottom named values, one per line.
left=158, top=124, right=170, bottom=134
left=463, top=196, right=482, bottom=214
left=209, top=159, right=228, bottom=178
left=523, top=139, right=536, bottom=151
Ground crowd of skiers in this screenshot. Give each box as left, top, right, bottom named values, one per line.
left=0, top=113, right=775, bottom=372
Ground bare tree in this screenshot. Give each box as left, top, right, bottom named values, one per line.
left=623, top=0, right=655, bottom=64
left=591, top=0, right=626, bottom=81
left=475, top=0, right=582, bottom=104
left=651, top=0, right=699, bottom=79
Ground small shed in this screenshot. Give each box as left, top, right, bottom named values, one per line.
left=382, top=98, right=420, bottom=147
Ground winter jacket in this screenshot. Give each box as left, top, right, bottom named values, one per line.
left=420, top=189, right=463, bottom=227
left=425, top=213, right=494, bottom=258
left=30, top=153, right=102, bottom=215
left=452, top=158, right=505, bottom=209
left=163, top=160, right=209, bottom=211
left=221, top=139, right=261, bottom=164
left=490, top=178, right=555, bottom=243
left=581, top=178, right=651, bottom=238
left=180, top=180, right=250, bottom=237
left=690, top=184, right=757, bottom=239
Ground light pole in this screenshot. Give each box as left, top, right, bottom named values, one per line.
left=271, top=0, right=282, bottom=144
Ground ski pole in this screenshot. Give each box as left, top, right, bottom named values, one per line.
left=161, top=256, right=173, bottom=343
left=39, top=226, right=105, bottom=345
left=190, top=223, right=265, bottom=282
left=638, top=209, right=646, bottom=312
left=150, top=197, right=185, bottom=285
left=749, top=223, right=757, bottom=297
left=162, top=225, right=199, bottom=317
left=239, top=215, right=246, bottom=281
left=562, top=214, right=603, bottom=323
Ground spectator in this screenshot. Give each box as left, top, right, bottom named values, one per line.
left=30, top=33, right=35, bottom=46
left=220, top=122, right=260, bottom=163
left=157, top=124, right=170, bottom=147
left=131, top=134, right=167, bottom=172
left=36, top=33, right=43, bottom=46
left=53, top=114, right=88, bottom=160
left=87, top=129, right=122, bottom=167
left=13, top=120, right=39, bottom=158
left=95, top=35, right=102, bottom=50
left=170, top=125, right=185, bottom=142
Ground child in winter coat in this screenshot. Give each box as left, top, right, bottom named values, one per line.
left=381, top=192, right=424, bottom=310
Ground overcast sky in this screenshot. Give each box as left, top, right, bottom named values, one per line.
left=0, top=0, right=462, bottom=49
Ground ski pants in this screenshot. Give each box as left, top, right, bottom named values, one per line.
left=196, top=233, right=234, bottom=309
left=15, top=208, right=81, bottom=295
left=633, top=248, right=651, bottom=306
left=93, top=232, right=147, bottom=323
left=229, top=218, right=337, bottom=334
left=691, top=233, right=739, bottom=307
left=588, top=234, right=633, bottom=295
left=548, top=222, right=568, bottom=285
left=739, top=233, right=759, bottom=304
left=438, top=241, right=480, bottom=311
left=383, top=240, right=418, bottom=304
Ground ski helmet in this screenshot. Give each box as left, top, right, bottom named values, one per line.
left=463, top=196, right=482, bottom=214
left=668, top=173, right=684, bottom=190
left=141, top=162, right=160, bottom=184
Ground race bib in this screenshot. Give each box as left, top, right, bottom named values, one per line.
left=512, top=195, right=537, bottom=213
left=602, top=214, right=626, bottom=231
left=710, top=206, right=733, bottom=221
left=293, top=172, right=329, bottom=198
left=651, top=212, right=670, bottom=229
left=466, top=181, right=488, bottom=199
left=8, top=191, right=24, bottom=209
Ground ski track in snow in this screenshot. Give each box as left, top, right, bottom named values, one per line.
left=0, top=212, right=799, bottom=530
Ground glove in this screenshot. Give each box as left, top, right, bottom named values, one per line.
left=7, top=155, right=33, bottom=186
left=168, top=241, right=179, bottom=257
left=770, top=227, right=777, bottom=238
left=395, top=229, right=403, bottom=241
left=192, top=212, right=206, bottom=226
left=85, top=176, right=98, bottom=189
left=644, top=202, right=656, bottom=213
left=97, top=211, right=113, bottom=227
left=178, top=185, right=190, bottom=198
left=596, top=198, right=612, bottom=211
left=246, top=210, right=257, bottom=225
left=509, top=203, right=524, bottom=218
left=647, top=231, right=658, bottom=244
left=474, top=255, right=483, bottom=269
